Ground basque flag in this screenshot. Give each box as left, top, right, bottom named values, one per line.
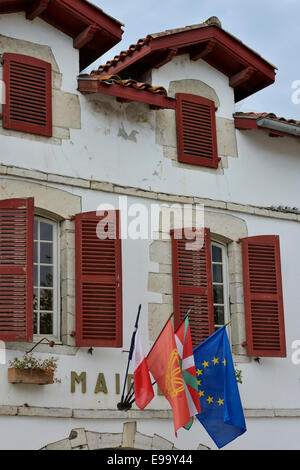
left=133, top=331, right=154, bottom=409
left=175, top=316, right=201, bottom=429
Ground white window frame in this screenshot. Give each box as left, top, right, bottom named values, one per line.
left=34, top=216, right=60, bottom=341
left=211, top=240, right=230, bottom=334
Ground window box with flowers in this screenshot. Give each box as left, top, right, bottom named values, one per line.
left=8, top=354, right=60, bottom=385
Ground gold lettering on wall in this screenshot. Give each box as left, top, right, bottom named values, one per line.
left=71, top=371, right=86, bottom=394
left=127, top=374, right=134, bottom=393
left=94, top=373, right=108, bottom=394
left=115, top=373, right=120, bottom=394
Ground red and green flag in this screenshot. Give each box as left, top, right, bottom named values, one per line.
left=175, top=316, right=201, bottom=429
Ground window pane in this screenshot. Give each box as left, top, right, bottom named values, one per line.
left=34, top=242, right=38, bottom=263
left=33, top=289, right=38, bottom=310
left=40, top=289, right=53, bottom=311
left=213, top=284, right=224, bottom=304
left=213, top=264, right=223, bottom=283
left=214, top=305, right=224, bottom=325
left=34, top=265, right=38, bottom=287
left=212, top=245, right=222, bottom=262
left=40, top=266, right=53, bottom=287
left=40, top=313, right=53, bottom=335
left=34, top=312, right=38, bottom=335
left=34, top=219, right=38, bottom=240
left=40, top=243, right=53, bottom=264
left=40, top=222, right=53, bottom=241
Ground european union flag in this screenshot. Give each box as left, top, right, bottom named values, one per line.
left=194, top=326, right=246, bottom=448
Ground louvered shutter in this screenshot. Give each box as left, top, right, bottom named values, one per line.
left=75, top=210, right=122, bottom=347
left=172, top=228, right=214, bottom=347
left=0, top=198, right=34, bottom=342
left=241, top=235, right=286, bottom=357
left=2, top=53, right=52, bottom=136
left=176, top=93, right=219, bottom=168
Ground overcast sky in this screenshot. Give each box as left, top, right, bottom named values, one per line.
left=89, top=0, right=300, bottom=120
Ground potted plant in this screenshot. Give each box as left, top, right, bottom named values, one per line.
left=8, top=353, right=60, bottom=385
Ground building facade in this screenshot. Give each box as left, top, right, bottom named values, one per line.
left=0, top=1, right=299, bottom=450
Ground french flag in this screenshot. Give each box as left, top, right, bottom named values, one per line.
left=133, top=331, right=154, bottom=410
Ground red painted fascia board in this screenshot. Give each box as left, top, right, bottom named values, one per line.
left=104, top=44, right=151, bottom=76
left=234, top=117, right=259, bottom=130
left=78, top=79, right=176, bottom=109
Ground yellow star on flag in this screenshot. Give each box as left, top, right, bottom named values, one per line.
left=199, top=390, right=205, bottom=397
left=196, top=369, right=203, bottom=376
left=212, top=357, right=219, bottom=365
left=206, top=396, right=214, bottom=404
left=223, top=359, right=226, bottom=366
left=202, top=360, right=209, bottom=368
left=197, top=380, right=201, bottom=386
left=217, top=398, right=224, bottom=406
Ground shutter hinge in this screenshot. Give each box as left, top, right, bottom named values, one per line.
left=70, top=331, right=76, bottom=337
left=242, top=341, right=247, bottom=347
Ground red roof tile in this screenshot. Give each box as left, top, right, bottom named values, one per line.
left=87, top=74, right=168, bottom=96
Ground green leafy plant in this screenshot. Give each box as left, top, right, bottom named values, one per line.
left=9, top=353, right=61, bottom=383
left=235, top=367, right=243, bottom=384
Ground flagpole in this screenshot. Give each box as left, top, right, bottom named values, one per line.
left=117, top=304, right=141, bottom=410
left=174, top=309, right=191, bottom=333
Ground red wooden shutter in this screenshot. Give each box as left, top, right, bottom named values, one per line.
left=0, top=198, right=34, bottom=342
left=241, top=235, right=286, bottom=357
left=176, top=93, right=219, bottom=168
left=172, top=228, right=214, bottom=347
left=75, top=210, right=122, bottom=347
left=2, top=53, right=52, bottom=137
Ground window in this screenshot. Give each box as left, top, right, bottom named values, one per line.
left=33, top=217, right=59, bottom=339
left=2, top=53, right=52, bottom=136
left=172, top=228, right=215, bottom=347
left=211, top=242, right=230, bottom=331
left=176, top=93, right=219, bottom=168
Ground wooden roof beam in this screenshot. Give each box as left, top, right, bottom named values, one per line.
left=26, top=0, right=50, bottom=20
left=230, top=67, right=256, bottom=88
left=190, top=39, right=216, bottom=61
left=154, top=48, right=177, bottom=69
left=74, top=24, right=99, bottom=50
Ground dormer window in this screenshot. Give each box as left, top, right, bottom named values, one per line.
left=2, top=53, right=52, bottom=137
left=175, top=93, right=219, bottom=168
